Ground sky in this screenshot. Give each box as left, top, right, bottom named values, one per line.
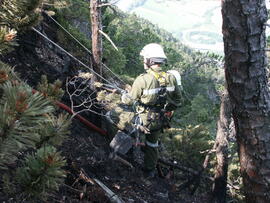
left=116, top=0, right=136, bottom=11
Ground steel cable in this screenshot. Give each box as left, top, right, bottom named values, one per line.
left=32, top=27, right=124, bottom=92
left=44, top=12, right=126, bottom=85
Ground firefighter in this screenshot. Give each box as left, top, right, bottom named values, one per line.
left=121, top=43, right=182, bottom=178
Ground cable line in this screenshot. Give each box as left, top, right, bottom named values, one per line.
left=45, top=12, right=92, bottom=56
left=44, top=12, right=126, bottom=85
left=32, top=27, right=124, bottom=92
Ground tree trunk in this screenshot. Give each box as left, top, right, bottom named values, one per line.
left=212, top=90, right=233, bottom=203
left=90, top=0, right=102, bottom=80
left=222, top=0, right=270, bottom=202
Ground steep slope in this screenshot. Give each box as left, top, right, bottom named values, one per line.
left=0, top=13, right=214, bottom=202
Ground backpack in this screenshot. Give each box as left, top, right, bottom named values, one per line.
left=148, top=69, right=168, bottom=108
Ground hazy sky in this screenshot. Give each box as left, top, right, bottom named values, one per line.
left=116, top=0, right=133, bottom=11
left=116, top=0, right=146, bottom=11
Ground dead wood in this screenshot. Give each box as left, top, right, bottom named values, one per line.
left=93, top=178, right=125, bottom=203
left=158, top=158, right=213, bottom=182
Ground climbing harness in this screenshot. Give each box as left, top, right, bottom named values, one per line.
left=140, top=70, right=174, bottom=133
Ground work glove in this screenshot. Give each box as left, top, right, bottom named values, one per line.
left=138, top=125, right=150, bottom=134
left=125, top=84, right=132, bottom=92
left=121, top=92, right=130, bottom=103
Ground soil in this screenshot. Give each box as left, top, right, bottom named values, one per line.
left=57, top=119, right=188, bottom=203
left=56, top=119, right=210, bottom=203
left=0, top=15, right=211, bottom=203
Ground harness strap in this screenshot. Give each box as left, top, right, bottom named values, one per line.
left=148, top=69, right=167, bottom=86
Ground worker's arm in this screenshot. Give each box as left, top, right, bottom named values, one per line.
left=121, top=76, right=144, bottom=105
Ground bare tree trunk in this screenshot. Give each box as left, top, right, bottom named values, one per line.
left=90, top=0, right=102, bottom=80
left=212, top=90, right=232, bottom=203
left=222, top=0, right=270, bottom=202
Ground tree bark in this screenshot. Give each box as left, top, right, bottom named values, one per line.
left=212, top=90, right=233, bottom=203
left=222, top=0, right=270, bottom=202
left=90, top=0, right=102, bottom=80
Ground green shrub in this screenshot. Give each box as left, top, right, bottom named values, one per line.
left=161, top=125, right=214, bottom=167
left=15, top=146, right=66, bottom=200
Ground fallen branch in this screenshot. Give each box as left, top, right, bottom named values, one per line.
left=93, top=178, right=125, bottom=203
left=63, top=183, right=82, bottom=193
left=99, top=29, right=118, bottom=51
left=158, top=158, right=214, bottom=182
left=79, top=169, right=95, bottom=185
left=78, top=168, right=124, bottom=203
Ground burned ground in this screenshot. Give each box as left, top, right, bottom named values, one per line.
left=56, top=118, right=209, bottom=203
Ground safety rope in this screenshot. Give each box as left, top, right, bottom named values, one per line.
left=44, top=12, right=92, bottom=55
left=44, top=12, right=126, bottom=85
left=32, top=27, right=124, bottom=92
left=102, top=63, right=126, bottom=85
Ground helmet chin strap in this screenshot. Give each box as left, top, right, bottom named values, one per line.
left=143, top=58, right=163, bottom=72
left=143, top=58, right=151, bottom=70
left=146, top=58, right=151, bottom=67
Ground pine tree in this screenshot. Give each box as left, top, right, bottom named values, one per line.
left=0, top=0, right=71, bottom=200
left=222, top=1, right=270, bottom=202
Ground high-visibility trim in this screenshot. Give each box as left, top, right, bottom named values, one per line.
left=166, top=86, right=175, bottom=92
left=142, top=86, right=175, bottom=95
left=143, top=88, right=160, bottom=95
left=146, top=141, right=159, bottom=148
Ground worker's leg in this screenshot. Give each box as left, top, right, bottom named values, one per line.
left=144, top=131, right=159, bottom=171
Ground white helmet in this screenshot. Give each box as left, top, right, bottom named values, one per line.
left=167, top=70, right=182, bottom=86
left=140, top=43, right=167, bottom=65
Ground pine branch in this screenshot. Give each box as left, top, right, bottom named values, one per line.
left=0, top=0, right=43, bottom=30
left=37, top=113, right=71, bottom=148
left=36, top=75, right=65, bottom=101
left=0, top=81, right=55, bottom=170
left=15, top=145, right=66, bottom=200
left=0, top=26, right=18, bottom=55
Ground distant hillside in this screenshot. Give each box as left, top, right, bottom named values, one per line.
left=116, top=0, right=223, bottom=54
